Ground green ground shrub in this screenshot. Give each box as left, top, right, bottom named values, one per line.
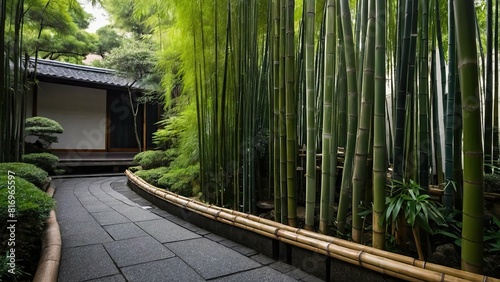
left=22, top=152, right=59, bottom=173
left=157, top=164, right=199, bottom=197
left=0, top=163, right=49, bottom=188
left=133, top=150, right=169, bottom=170
left=0, top=175, right=56, bottom=281
left=484, top=173, right=500, bottom=193
left=135, top=167, right=170, bottom=188
left=128, top=165, right=142, bottom=173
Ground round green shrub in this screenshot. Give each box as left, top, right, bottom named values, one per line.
left=133, top=150, right=167, bottom=170
left=22, top=153, right=59, bottom=172
left=157, top=164, right=199, bottom=197
left=135, top=167, right=169, bottom=188
left=0, top=162, right=49, bottom=188
left=0, top=175, right=55, bottom=280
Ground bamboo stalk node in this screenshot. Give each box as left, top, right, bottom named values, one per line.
left=357, top=250, right=364, bottom=265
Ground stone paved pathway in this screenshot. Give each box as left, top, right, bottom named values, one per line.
left=54, top=176, right=324, bottom=282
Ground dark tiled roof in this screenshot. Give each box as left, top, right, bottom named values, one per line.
left=29, top=58, right=137, bottom=89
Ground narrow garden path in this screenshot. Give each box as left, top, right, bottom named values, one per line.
left=53, top=176, right=322, bottom=282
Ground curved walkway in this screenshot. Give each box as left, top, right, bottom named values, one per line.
left=54, top=176, right=323, bottom=282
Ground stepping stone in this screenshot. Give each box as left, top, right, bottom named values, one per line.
left=165, top=238, right=260, bottom=280
left=212, top=266, right=298, bottom=282
left=92, top=211, right=130, bottom=225
left=121, top=257, right=204, bottom=282
left=59, top=244, right=119, bottom=281
left=104, top=222, right=149, bottom=240
left=104, top=236, right=175, bottom=267
left=136, top=219, right=201, bottom=243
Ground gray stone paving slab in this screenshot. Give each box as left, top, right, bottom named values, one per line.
left=270, top=261, right=296, bottom=273
left=92, top=210, right=130, bottom=225
left=219, top=239, right=240, bottom=248
left=232, top=244, right=258, bottom=256
left=287, top=269, right=310, bottom=280
left=212, top=266, right=298, bottom=282
left=103, top=222, right=149, bottom=240
left=86, top=274, right=127, bottom=282
left=136, top=219, right=201, bottom=243
left=250, top=254, right=276, bottom=266
left=62, top=228, right=114, bottom=248
left=59, top=220, right=102, bottom=237
left=57, top=209, right=95, bottom=223
left=121, top=257, right=204, bottom=282
left=83, top=203, right=114, bottom=212
left=301, top=275, right=325, bottom=282
left=165, top=238, right=260, bottom=280
left=205, top=233, right=225, bottom=242
left=59, top=244, right=119, bottom=282
left=104, top=236, right=175, bottom=267
left=116, top=207, right=162, bottom=222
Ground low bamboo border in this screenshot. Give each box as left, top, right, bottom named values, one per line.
left=32, top=183, right=61, bottom=282
left=126, top=170, right=500, bottom=282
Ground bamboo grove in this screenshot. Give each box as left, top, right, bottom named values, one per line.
left=143, top=0, right=498, bottom=274
left=2, top=0, right=499, bottom=275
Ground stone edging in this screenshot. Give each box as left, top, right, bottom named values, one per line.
left=32, top=183, right=61, bottom=282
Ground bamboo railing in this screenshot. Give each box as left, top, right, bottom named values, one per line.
left=126, top=170, right=500, bottom=282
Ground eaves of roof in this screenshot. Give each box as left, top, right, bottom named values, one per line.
left=29, top=58, right=142, bottom=90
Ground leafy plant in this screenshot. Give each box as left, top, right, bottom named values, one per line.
left=0, top=162, right=49, bottom=189
left=24, top=116, right=63, bottom=152
left=0, top=175, right=55, bottom=279
left=22, top=152, right=59, bottom=173
left=157, top=164, right=199, bottom=197
left=133, top=150, right=168, bottom=170
left=381, top=179, right=447, bottom=260
left=134, top=167, right=170, bottom=188
left=485, top=216, right=500, bottom=252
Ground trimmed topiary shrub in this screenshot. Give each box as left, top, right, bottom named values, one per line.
left=135, top=167, right=169, bottom=188
left=133, top=150, right=168, bottom=170
left=25, top=116, right=63, bottom=152
left=157, top=164, right=199, bottom=197
left=0, top=175, right=56, bottom=281
left=22, top=152, right=59, bottom=173
left=0, top=162, right=49, bottom=189
left=128, top=166, right=142, bottom=173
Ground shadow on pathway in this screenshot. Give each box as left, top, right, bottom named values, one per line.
left=54, top=176, right=323, bottom=282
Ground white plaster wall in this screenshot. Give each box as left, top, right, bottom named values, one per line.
left=36, top=82, right=107, bottom=150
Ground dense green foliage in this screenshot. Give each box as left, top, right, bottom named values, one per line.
left=0, top=175, right=55, bottom=280
left=0, top=162, right=49, bottom=188
left=22, top=152, right=59, bottom=172
left=25, top=116, right=64, bottom=151
left=135, top=167, right=169, bottom=188
left=133, top=150, right=168, bottom=170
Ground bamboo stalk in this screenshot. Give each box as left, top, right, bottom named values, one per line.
left=127, top=171, right=500, bottom=282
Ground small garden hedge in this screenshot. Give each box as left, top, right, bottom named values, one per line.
left=0, top=175, right=56, bottom=280
left=133, top=150, right=170, bottom=170
left=135, top=167, right=170, bottom=188
left=22, top=153, right=59, bottom=173
left=0, top=163, right=49, bottom=189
